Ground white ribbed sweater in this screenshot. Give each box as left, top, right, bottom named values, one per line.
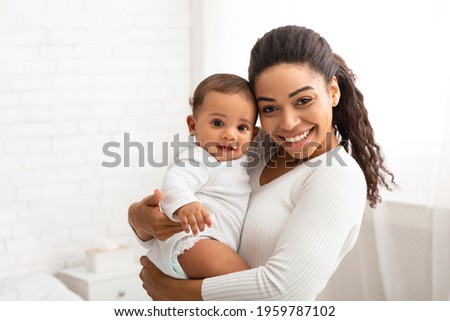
left=201, top=135, right=367, bottom=300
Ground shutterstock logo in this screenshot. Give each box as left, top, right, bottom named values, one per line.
left=101, top=132, right=347, bottom=168
left=102, top=133, right=186, bottom=168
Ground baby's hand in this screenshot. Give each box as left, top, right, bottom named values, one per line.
left=174, top=202, right=212, bottom=236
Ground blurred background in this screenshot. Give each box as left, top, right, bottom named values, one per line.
left=0, top=0, right=449, bottom=300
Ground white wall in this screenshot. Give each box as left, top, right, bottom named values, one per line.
left=192, top=0, right=450, bottom=206
left=0, top=0, right=191, bottom=276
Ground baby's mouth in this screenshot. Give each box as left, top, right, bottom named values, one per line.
left=217, top=143, right=238, bottom=152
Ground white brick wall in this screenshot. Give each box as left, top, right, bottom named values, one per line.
left=0, top=0, right=192, bottom=277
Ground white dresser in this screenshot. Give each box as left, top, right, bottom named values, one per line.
left=58, top=264, right=150, bottom=301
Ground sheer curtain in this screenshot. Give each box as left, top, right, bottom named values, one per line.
left=319, top=79, right=450, bottom=301
left=431, top=10, right=450, bottom=294
left=432, top=78, right=450, bottom=300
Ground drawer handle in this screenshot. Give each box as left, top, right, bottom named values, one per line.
left=118, top=291, right=126, bottom=298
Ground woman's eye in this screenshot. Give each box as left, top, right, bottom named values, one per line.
left=212, top=120, right=223, bottom=127
left=261, top=106, right=277, bottom=114
left=296, top=98, right=312, bottom=105
left=238, top=125, right=249, bottom=131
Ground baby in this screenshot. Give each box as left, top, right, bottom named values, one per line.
left=146, top=73, right=258, bottom=279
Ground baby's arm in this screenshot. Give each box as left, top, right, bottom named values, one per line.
left=161, top=147, right=213, bottom=227
left=174, top=201, right=212, bottom=236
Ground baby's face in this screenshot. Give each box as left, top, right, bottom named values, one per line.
left=188, top=91, right=257, bottom=161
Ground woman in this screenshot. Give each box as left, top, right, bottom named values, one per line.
left=128, top=25, right=396, bottom=300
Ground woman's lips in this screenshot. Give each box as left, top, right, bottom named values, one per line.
left=278, top=127, right=315, bottom=144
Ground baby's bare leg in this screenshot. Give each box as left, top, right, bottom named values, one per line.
left=178, top=239, right=250, bottom=279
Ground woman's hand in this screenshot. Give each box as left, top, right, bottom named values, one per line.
left=128, top=189, right=183, bottom=241
left=139, top=256, right=203, bottom=301
left=139, top=256, right=169, bottom=300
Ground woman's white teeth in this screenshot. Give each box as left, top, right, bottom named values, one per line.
left=284, top=129, right=311, bottom=143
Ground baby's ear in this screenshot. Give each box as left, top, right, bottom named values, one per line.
left=186, top=115, right=196, bottom=135
left=252, top=127, right=259, bottom=139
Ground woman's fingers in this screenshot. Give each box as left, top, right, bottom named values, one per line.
left=140, top=255, right=153, bottom=268
left=153, top=224, right=184, bottom=240
left=141, top=189, right=163, bottom=206
left=139, top=256, right=163, bottom=300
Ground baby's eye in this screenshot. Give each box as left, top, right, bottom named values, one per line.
left=212, top=120, right=224, bottom=127
left=238, top=124, right=249, bottom=131
left=261, top=106, right=278, bottom=114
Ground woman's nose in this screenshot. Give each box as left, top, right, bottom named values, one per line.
left=280, top=110, right=301, bottom=130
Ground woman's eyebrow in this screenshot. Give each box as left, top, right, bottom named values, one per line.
left=256, top=85, right=315, bottom=103
left=288, top=86, right=314, bottom=98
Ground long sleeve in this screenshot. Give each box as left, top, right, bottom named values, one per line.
left=131, top=145, right=212, bottom=250
left=160, top=146, right=212, bottom=220
left=202, top=147, right=367, bottom=300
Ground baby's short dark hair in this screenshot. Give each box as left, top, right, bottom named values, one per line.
left=190, top=73, right=256, bottom=121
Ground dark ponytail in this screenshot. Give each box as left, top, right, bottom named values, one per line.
left=332, top=54, right=396, bottom=207
left=248, top=25, right=396, bottom=207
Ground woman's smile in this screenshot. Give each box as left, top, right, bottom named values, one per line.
left=276, top=128, right=316, bottom=156
left=255, top=63, right=339, bottom=160
left=277, top=126, right=315, bottom=147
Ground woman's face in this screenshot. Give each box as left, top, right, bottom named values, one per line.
left=254, top=63, right=340, bottom=160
